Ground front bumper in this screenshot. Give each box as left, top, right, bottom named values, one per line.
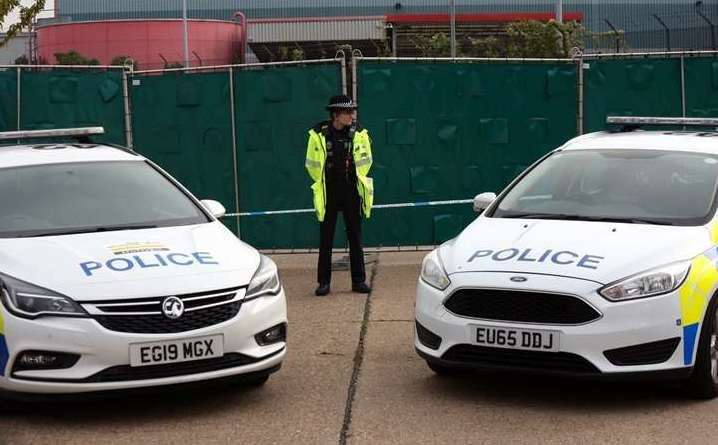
left=415, top=272, right=693, bottom=377
left=0, top=289, right=287, bottom=394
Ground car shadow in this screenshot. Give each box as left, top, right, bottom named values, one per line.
left=419, top=368, right=707, bottom=411
left=1, top=377, right=268, bottom=420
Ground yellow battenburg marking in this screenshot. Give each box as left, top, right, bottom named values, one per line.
left=679, top=255, right=716, bottom=326
left=109, top=242, right=169, bottom=255
left=0, top=310, right=4, bottom=335
left=711, top=223, right=718, bottom=245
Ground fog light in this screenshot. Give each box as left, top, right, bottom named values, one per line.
left=12, top=350, right=80, bottom=373
left=255, top=323, right=287, bottom=346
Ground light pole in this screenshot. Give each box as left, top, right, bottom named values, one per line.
left=182, top=0, right=190, bottom=67
left=449, top=0, right=456, bottom=58
left=555, top=0, right=563, bottom=23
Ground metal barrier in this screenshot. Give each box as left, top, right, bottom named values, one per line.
left=0, top=64, right=130, bottom=145
left=9, top=50, right=718, bottom=251
left=128, top=57, right=346, bottom=244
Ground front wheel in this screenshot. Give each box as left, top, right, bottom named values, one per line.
left=684, top=300, right=718, bottom=399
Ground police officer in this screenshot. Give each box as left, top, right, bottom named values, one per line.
left=305, top=95, right=374, bottom=296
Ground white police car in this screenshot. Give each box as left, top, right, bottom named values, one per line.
left=416, top=117, right=718, bottom=398
left=0, top=127, right=287, bottom=396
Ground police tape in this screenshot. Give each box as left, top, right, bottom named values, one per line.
left=225, top=199, right=474, bottom=218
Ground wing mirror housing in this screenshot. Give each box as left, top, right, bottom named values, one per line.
left=201, top=199, right=226, bottom=219
left=473, top=192, right=497, bottom=213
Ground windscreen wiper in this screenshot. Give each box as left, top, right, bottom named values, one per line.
left=500, top=213, right=674, bottom=225
left=27, top=225, right=158, bottom=237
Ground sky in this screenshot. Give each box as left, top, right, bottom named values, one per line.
left=1, top=0, right=55, bottom=30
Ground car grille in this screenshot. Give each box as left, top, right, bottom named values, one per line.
left=444, top=289, right=601, bottom=325
left=603, top=337, right=681, bottom=366
left=442, top=344, right=599, bottom=374
left=82, top=286, right=244, bottom=334
left=84, top=352, right=276, bottom=383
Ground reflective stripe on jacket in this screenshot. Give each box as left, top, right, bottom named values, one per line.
left=305, top=123, right=373, bottom=222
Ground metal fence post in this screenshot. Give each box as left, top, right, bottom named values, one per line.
left=16, top=67, right=21, bottom=131
left=352, top=49, right=362, bottom=105
left=228, top=67, right=242, bottom=238
left=121, top=69, right=134, bottom=148
left=680, top=54, right=687, bottom=118
left=572, top=48, right=584, bottom=135
left=336, top=49, right=347, bottom=95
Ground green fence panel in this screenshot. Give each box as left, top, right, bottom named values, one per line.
left=130, top=71, right=238, bottom=234
left=685, top=57, right=718, bottom=118
left=583, top=59, right=683, bottom=132
left=0, top=70, right=18, bottom=132
left=19, top=69, right=126, bottom=145
left=356, top=61, right=578, bottom=247
left=234, top=63, right=343, bottom=249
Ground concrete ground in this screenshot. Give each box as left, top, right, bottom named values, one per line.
left=2, top=252, right=717, bottom=445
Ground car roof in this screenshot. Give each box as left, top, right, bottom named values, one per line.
left=561, top=130, right=718, bottom=154
left=0, top=143, right=145, bottom=169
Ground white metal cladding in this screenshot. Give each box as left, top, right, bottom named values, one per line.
left=248, top=17, right=386, bottom=43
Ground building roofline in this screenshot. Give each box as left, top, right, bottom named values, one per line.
left=37, top=18, right=241, bottom=29
left=386, top=12, right=584, bottom=24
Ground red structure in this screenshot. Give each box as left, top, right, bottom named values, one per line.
left=37, top=19, right=243, bottom=69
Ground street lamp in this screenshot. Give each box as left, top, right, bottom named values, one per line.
left=556, top=0, right=563, bottom=23
left=449, top=0, right=456, bottom=58
left=183, top=0, right=190, bottom=67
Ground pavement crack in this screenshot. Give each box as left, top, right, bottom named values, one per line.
left=318, top=351, right=346, bottom=357
left=338, top=253, right=379, bottom=445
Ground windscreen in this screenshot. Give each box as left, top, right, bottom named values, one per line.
left=0, top=161, right=210, bottom=238
left=490, top=149, right=718, bottom=226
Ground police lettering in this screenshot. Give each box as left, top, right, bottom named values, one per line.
left=467, top=248, right=604, bottom=269
left=80, top=251, right=219, bottom=277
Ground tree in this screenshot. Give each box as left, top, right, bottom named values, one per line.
left=413, top=32, right=453, bottom=57
left=54, top=50, right=100, bottom=65
left=0, top=0, right=46, bottom=47
left=464, top=20, right=586, bottom=58
left=411, top=20, right=588, bottom=59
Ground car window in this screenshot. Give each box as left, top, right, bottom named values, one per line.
left=490, top=149, right=718, bottom=226
left=0, top=161, right=210, bottom=238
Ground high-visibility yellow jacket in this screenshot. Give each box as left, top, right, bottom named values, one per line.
left=305, top=122, right=373, bottom=222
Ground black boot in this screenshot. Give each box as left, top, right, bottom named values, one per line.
left=315, top=283, right=331, bottom=296
left=352, top=282, right=371, bottom=294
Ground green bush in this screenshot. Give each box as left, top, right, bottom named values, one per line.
left=54, top=50, right=100, bottom=66
left=111, top=55, right=138, bottom=70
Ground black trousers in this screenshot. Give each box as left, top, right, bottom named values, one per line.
left=317, top=184, right=366, bottom=285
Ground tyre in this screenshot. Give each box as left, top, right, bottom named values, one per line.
left=684, top=297, right=718, bottom=399
left=426, top=360, right=456, bottom=376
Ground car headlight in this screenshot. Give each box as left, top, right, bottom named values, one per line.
left=599, top=261, right=691, bottom=302
left=420, top=249, right=451, bottom=291
left=0, top=273, right=87, bottom=319
left=245, top=254, right=281, bottom=299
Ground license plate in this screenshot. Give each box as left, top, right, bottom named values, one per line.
left=474, top=325, right=559, bottom=352
left=129, top=334, right=224, bottom=367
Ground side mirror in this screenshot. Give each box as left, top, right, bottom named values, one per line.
left=201, top=199, right=226, bottom=219
left=473, top=192, right=497, bottom=213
